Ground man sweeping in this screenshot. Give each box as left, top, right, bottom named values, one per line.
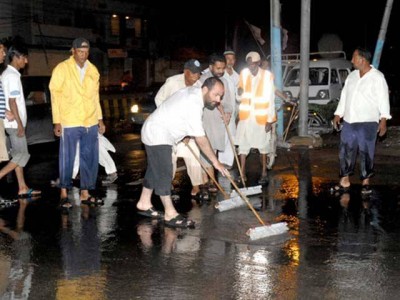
left=136, top=77, right=229, bottom=228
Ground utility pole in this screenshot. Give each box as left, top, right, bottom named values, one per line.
left=298, top=0, right=311, bottom=136
left=372, top=0, right=393, bottom=68
left=270, top=0, right=284, bottom=137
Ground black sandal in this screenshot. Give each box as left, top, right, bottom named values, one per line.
left=81, top=196, right=104, bottom=206
left=60, top=197, right=72, bottom=209
left=192, top=191, right=210, bottom=202
left=164, top=214, right=195, bottom=228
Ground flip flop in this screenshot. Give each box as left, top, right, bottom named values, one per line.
left=18, top=188, right=42, bottom=198
left=164, top=214, right=195, bottom=229
left=137, top=207, right=164, bottom=219
left=60, top=197, right=72, bottom=209
left=332, top=184, right=351, bottom=192
left=81, top=196, right=104, bottom=206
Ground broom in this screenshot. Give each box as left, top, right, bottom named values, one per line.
left=185, top=142, right=288, bottom=239
left=225, top=173, right=289, bottom=240
left=184, top=141, right=255, bottom=211
left=217, top=106, right=263, bottom=199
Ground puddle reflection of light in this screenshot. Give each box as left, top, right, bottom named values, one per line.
left=279, top=175, right=299, bottom=199
left=234, top=249, right=272, bottom=298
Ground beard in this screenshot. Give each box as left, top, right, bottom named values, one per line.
left=204, top=102, right=217, bottom=110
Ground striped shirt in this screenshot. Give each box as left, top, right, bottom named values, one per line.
left=0, top=80, right=5, bottom=119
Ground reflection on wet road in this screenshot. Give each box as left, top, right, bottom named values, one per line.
left=1, top=131, right=400, bottom=299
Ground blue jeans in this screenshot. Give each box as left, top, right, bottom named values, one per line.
left=339, top=121, right=378, bottom=180
left=59, top=125, right=99, bottom=190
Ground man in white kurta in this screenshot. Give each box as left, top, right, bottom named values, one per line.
left=154, top=59, right=205, bottom=199
left=235, top=51, right=276, bottom=185
left=218, top=49, right=240, bottom=168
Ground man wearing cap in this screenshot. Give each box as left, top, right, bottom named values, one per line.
left=235, top=51, right=276, bottom=185
left=154, top=59, right=208, bottom=201
left=49, top=37, right=105, bottom=208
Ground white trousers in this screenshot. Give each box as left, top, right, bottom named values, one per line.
left=218, top=116, right=236, bottom=167
left=172, top=139, right=204, bottom=186
left=73, top=134, right=117, bottom=178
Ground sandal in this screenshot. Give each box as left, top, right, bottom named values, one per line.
left=361, top=185, right=372, bottom=194
left=81, top=196, right=104, bottom=206
left=192, top=190, right=210, bottom=203
left=60, top=197, right=72, bottom=209
left=137, top=207, right=164, bottom=219
left=18, top=188, right=41, bottom=198
left=164, top=214, right=195, bottom=229
left=332, top=183, right=351, bottom=192
left=0, top=198, right=18, bottom=209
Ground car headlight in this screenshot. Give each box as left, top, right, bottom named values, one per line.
left=131, top=104, right=139, bottom=113
left=284, top=91, right=292, bottom=99
left=317, top=90, right=329, bottom=99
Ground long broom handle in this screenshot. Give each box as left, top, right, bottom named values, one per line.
left=283, top=106, right=298, bottom=142
left=218, top=106, right=247, bottom=188
left=185, top=142, right=230, bottom=200
left=225, top=173, right=266, bottom=226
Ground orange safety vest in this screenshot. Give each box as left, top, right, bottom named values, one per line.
left=238, top=68, right=275, bottom=125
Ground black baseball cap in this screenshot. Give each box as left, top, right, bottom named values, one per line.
left=184, top=59, right=202, bottom=74
left=72, top=37, right=90, bottom=49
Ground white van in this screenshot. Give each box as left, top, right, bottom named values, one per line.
left=282, top=52, right=352, bottom=104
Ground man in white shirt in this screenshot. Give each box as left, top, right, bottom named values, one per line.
left=154, top=59, right=206, bottom=201
left=0, top=45, right=41, bottom=198
left=219, top=50, right=240, bottom=168
left=333, top=47, right=391, bottom=194
left=137, top=77, right=229, bottom=228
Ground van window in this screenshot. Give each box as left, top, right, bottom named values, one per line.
left=285, top=67, right=329, bottom=87
left=338, top=69, right=350, bottom=84
left=331, top=69, right=339, bottom=84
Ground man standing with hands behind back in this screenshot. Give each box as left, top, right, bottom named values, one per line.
left=333, top=47, right=391, bottom=194
left=50, top=37, right=105, bottom=208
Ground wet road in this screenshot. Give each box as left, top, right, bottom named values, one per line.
left=1, top=127, right=400, bottom=299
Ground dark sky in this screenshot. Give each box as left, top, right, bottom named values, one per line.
left=151, top=0, right=398, bottom=86
left=152, top=0, right=398, bottom=57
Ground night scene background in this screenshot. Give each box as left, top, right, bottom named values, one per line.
left=0, top=0, right=399, bottom=99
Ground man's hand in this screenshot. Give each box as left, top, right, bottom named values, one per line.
left=213, top=161, right=230, bottom=177
left=53, top=124, right=62, bottom=137
left=378, top=118, right=387, bottom=137
left=17, top=125, right=25, bottom=137
left=98, top=120, right=106, bottom=134
left=265, top=122, right=272, bottom=133
left=5, top=110, right=14, bottom=121
left=237, top=87, right=243, bottom=96
left=332, top=115, right=341, bottom=131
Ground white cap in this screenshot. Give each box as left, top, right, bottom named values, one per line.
left=245, top=51, right=261, bottom=62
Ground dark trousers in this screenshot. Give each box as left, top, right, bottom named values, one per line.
left=339, top=121, right=378, bottom=180
left=143, top=144, right=172, bottom=196
left=59, top=125, right=99, bottom=190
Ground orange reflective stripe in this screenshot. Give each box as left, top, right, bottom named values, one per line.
left=239, top=98, right=251, bottom=120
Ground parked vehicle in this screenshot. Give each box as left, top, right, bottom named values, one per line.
left=282, top=51, right=352, bottom=104
left=21, top=76, right=56, bottom=145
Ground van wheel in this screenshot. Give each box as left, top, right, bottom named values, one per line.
left=308, top=111, right=326, bottom=127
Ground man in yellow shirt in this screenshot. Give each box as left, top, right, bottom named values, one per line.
left=50, top=37, right=105, bottom=208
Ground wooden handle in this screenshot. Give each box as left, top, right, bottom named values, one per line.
left=185, top=142, right=230, bottom=199
left=225, top=173, right=265, bottom=226
left=218, top=106, right=247, bottom=188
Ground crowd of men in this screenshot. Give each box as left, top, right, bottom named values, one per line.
left=0, top=37, right=391, bottom=229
